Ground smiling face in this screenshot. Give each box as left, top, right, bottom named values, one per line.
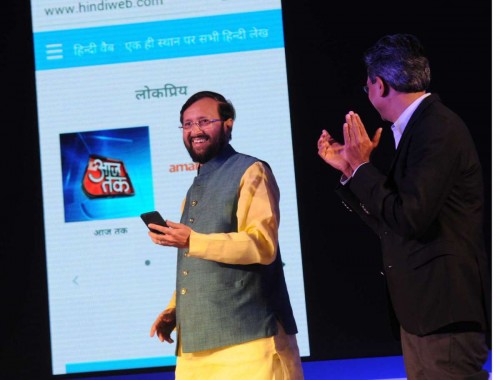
left=181, top=97, right=232, bottom=164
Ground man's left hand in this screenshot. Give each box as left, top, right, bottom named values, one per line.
left=343, top=111, right=382, bottom=169
left=148, top=221, right=191, bottom=249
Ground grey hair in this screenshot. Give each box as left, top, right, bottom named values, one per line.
left=364, top=34, right=431, bottom=92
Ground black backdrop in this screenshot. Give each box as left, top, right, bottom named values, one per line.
left=1, top=1, right=491, bottom=379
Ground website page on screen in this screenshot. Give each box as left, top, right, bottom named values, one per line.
left=30, top=0, right=309, bottom=375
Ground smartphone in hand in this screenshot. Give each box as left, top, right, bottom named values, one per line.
left=140, top=211, right=168, bottom=234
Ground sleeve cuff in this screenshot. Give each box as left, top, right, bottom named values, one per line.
left=340, top=174, right=351, bottom=185
left=352, top=162, right=369, bottom=177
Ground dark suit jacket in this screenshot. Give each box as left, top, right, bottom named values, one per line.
left=336, top=94, right=490, bottom=336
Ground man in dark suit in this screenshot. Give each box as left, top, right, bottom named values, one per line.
left=317, top=34, right=490, bottom=379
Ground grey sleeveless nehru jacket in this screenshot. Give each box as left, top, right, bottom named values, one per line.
left=176, top=144, right=298, bottom=353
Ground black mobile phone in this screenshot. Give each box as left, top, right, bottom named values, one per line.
left=140, top=211, right=167, bottom=234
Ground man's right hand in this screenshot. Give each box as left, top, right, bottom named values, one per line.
left=317, top=129, right=353, bottom=178
left=150, top=308, right=176, bottom=344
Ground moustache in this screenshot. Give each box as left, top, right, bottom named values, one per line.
left=189, top=134, right=210, bottom=143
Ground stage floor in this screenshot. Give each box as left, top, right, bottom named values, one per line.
left=78, top=351, right=492, bottom=380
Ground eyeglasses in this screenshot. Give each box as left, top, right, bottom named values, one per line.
left=362, top=85, right=369, bottom=94
left=179, top=118, right=222, bottom=131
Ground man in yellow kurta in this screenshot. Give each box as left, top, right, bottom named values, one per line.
left=146, top=91, right=303, bottom=380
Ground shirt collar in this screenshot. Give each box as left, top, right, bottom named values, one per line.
left=391, top=92, right=431, bottom=149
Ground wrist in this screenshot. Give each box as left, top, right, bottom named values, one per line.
left=342, top=164, right=353, bottom=178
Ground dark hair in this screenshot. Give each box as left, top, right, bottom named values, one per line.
left=363, top=34, right=431, bottom=93
left=179, top=91, right=236, bottom=124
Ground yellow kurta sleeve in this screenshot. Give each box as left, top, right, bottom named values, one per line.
left=186, top=161, right=280, bottom=265
left=166, top=290, right=176, bottom=309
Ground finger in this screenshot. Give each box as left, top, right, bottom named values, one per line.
left=158, top=237, right=171, bottom=247
left=371, top=127, right=383, bottom=148
left=165, top=220, right=181, bottom=229
left=325, top=131, right=335, bottom=144
left=150, top=322, right=158, bottom=337
left=345, top=111, right=358, bottom=141
left=347, top=113, right=362, bottom=142
left=317, top=130, right=327, bottom=148
left=148, top=225, right=166, bottom=237
left=343, top=122, right=351, bottom=145
left=150, top=223, right=169, bottom=234
left=318, top=146, right=328, bottom=159
left=352, top=113, right=368, bottom=139
left=317, top=131, right=331, bottom=150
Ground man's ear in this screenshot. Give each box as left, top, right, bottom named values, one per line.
left=224, top=118, right=234, bottom=129
left=377, top=76, right=390, bottom=97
